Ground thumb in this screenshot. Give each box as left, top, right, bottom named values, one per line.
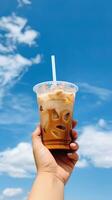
left=32, top=125, right=44, bottom=151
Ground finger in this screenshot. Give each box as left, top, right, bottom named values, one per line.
left=67, top=152, right=79, bottom=161
left=72, top=120, right=77, bottom=128
left=70, top=142, right=79, bottom=151
left=71, top=130, right=78, bottom=140
left=32, top=125, right=41, bottom=140
left=32, top=125, right=43, bottom=149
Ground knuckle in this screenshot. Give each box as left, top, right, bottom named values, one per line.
left=74, top=152, right=79, bottom=161
left=76, top=153, right=79, bottom=160
left=72, top=130, right=78, bottom=139
left=74, top=142, right=79, bottom=150
left=32, top=131, right=36, bottom=140
left=72, top=129, right=77, bottom=135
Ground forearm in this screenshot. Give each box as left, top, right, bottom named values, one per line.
left=28, top=172, right=64, bottom=200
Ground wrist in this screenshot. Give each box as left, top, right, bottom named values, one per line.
left=37, top=171, right=64, bottom=187
left=28, top=172, right=64, bottom=200
left=31, top=172, right=64, bottom=200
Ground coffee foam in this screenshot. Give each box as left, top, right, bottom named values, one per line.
left=38, top=89, right=74, bottom=102
left=38, top=89, right=74, bottom=109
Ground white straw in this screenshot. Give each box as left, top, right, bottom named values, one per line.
left=51, top=55, right=56, bottom=82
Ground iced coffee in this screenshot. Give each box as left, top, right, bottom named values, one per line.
left=33, top=81, right=78, bottom=150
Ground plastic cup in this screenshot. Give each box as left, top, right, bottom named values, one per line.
left=33, top=81, right=78, bottom=150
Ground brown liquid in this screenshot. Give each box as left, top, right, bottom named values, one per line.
left=38, top=90, right=74, bottom=150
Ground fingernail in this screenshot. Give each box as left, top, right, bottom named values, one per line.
left=70, top=143, right=76, bottom=147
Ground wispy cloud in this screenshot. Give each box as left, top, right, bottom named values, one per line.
left=0, top=13, right=39, bottom=47
left=76, top=159, right=88, bottom=168
left=0, top=53, right=40, bottom=86
left=0, top=44, right=13, bottom=53
left=0, top=188, right=23, bottom=200
left=0, top=142, right=35, bottom=178
left=79, top=82, right=112, bottom=101
left=0, top=13, right=41, bottom=104
left=17, top=0, right=31, bottom=7
left=77, top=120, right=112, bottom=168
left=0, top=93, right=37, bottom=125
left=97, top=118, right=107, bottom=128
left=2, top=188, right=23, bottom=197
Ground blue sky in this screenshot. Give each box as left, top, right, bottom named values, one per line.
left=0, top=0, right=112, bottom=199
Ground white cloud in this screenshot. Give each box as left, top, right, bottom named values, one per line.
left=0, top=142, right=35, bottom=178
left=0, top=53, right=41, bottom=105
left=0, top=13, right=39, bottom=129
left=0, top=44, right=14, bottom=53
left=98, top=118, right=107, bottom=128
left=77, top=122, right=112, bottom=168
left=0, top=13, right=39, bottom=46
left=76, top=159, right=88, bottom=168
left=0, top=53, right=41, bottom=87
left=79, top=82, right=112, bottom=101
left=2, top=188, right=23, bottom=197
left=18, top=0, right=31, bottom=7
left=32, top=54, right=42, bottom=64
left=0, top=13, right=41, bottom=104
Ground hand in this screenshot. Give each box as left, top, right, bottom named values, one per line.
left=32, top=120, right=79, bottom=184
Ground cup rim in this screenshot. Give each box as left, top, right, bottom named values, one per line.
left=33, top=81, right=79, bottom=93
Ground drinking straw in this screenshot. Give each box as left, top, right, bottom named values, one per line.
left=51, top=55, right=57, bottom=82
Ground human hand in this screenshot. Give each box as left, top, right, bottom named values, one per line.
left=32, top=120, right=79, bottom=185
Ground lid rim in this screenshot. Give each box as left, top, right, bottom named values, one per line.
left=33, top=81, right=79, bottom=93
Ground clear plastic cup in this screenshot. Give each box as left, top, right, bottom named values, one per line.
left=33, top=81, right=78, bottom=150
